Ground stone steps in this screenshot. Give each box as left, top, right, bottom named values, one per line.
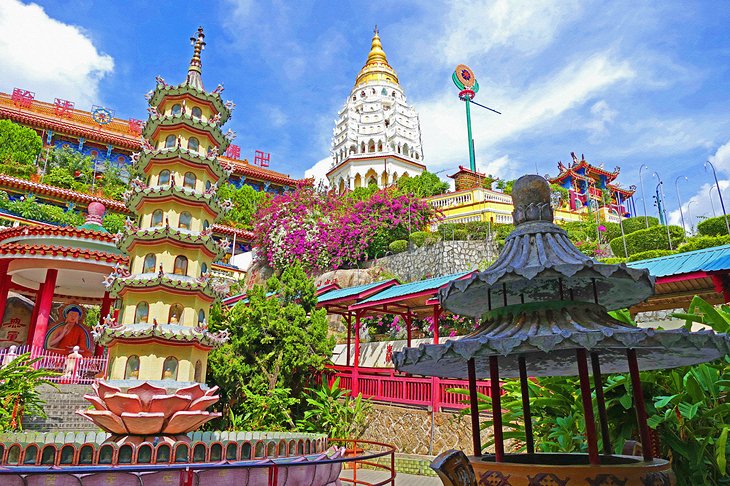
left=23, top=384, right=98, bottom=432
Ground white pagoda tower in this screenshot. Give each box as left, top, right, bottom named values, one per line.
left=328, top=28, right=425, bottom=193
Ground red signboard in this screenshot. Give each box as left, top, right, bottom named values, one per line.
left=54, top=98, right=75, bottom=118
left=11, top=88, right=34, bottom=109
left=128, top=119, right=143, bottom=136
left=224, top=144, right=241, bottom=160
left=254, top=150, right=270, bottom=167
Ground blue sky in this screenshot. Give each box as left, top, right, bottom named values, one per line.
left=1, top=0, right=729, bottom=229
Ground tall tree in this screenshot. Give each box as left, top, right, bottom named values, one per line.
left=396, top=171, right=449, bottom=197
left=217, top=182, right=270, bottom=230
left=0, top=120, right=42, bottom=178
left=207, top=263, right=333, bottom=430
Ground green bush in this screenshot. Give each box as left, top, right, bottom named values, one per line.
left=453, top=229, right=468, bottom=240
left=627, top=249, right=677, bottom=262
left=409, top=231, right=427, bottom=247
left=389, top=240, right=408, bottom=253
left=697, top=215, right=730, bottom=237
left=676, top=235, right=730, bottom=253
left=599, top=257, right=627, bottom=264
left=609, top=225, right=685, bottom=256
left=621, top=216, right=659, bottom=235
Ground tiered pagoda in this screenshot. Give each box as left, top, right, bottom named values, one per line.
left=97, top=27, right=229, bottom=385
left=549, top=152, right=636, bottom=216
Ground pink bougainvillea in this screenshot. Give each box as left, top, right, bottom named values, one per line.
left=254, top=184, right=436, bottom=273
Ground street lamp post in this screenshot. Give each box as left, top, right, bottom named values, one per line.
left=675, top=176, right=688, bottom=235
left=705, top=161, right=730, bottom=235
left=710, top=185, right=718, bottom=217
left=686, top=200, right=695, bottom=234
left=653, top=173, right=674, bottom=250
left=639, top=164, right=649, bottom=228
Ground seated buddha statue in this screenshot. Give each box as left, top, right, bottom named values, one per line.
left=46, top=304, right=92, bottom=357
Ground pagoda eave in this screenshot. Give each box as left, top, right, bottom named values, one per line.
left=149, top=85, right=231, bottom=124
left=111, top=276, right=219, bottom=301
left=127, top=187, right=224, bottom=220
left=137, top=149, right=227, bottom=182
left=97, top=326, right=225, bottom=350
left=143, top=117, right=227, bottom=149
left=119, top=228, right=222, bottom=259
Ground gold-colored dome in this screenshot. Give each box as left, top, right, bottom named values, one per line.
left=355, top=27, right=399, bottom=87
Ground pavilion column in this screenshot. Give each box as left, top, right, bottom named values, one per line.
left=518, top=356, right=534, bottom=455
left=628, top=349, right=654, bottom=461
left=31, top=269, right=57, bottom=352
left=432, top=305, right=441, bottom=344
left=467, top=358, right=482, bottom=457
left=0, top=260, right=11, bottom=327
left=405, top=313, right=412, bottom=348
left=345, top=313, right=352, bottom=367
left=95, top=292, right=113, bottom=357
left=353, top=310, right=361, bottom=396
left=577, top=348, right=600, bottom=465
left=26, top=286, right=43, bottom=346
left=490, top=355, right=505, bottom=462
left=591, top=352, right=612, bottom=455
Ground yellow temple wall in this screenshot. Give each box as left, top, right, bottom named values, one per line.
left=145, top=161, right=217, bottom=192
left=154, top=127, right=217, bottom=156
left=118, top=289, right=210, bottom=328
left=137, top=201, right=216, bottom=232
left=108, top=341, right=209, bottom=382
left=128, top=244, right=213, bottom=278
left=157, top=98, right=215, bottom=123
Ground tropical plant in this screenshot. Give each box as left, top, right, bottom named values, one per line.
left=388, top=240, right=407, bottom=254
left=206, top=263, right=333, bottom=430
left=0, top=353, right=58, bottom=431
left=609, top=225, right=685, bottom=256
left=296, top=377, right=371, bottom=439
left=677, top=235, right=730, bottom=253
left=627, top=249, right=677, bottom=262
left=218, top=182, right=270, bottom=230
left=0, top=119, right=42, bottom=178
left=697, top=215, right=730, bottom=237
left=396, top=170, right=449, bottom=198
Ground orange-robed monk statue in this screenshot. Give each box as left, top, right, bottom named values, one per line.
left=45, top=304, right=93, bottom=357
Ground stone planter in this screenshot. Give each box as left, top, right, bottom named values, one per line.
left=469, top=453, right=673, bottom=486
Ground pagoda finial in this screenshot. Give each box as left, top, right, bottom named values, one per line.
left=354, top=26, right=399, bottom=86
left=367, top=26, right=387, bottom=64
left=186, top=26, right=206, bottom=90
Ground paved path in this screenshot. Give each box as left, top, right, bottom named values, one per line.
left=340, top=468, right=442, bottom=485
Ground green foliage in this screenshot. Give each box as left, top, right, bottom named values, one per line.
left=347, top=184, right=379, bottom=202
left=609, top=225, right=685, bottom=256
left=296, top=377, right=371, bottom=439
left=677, top=235, right=730, bottom=253
left=496, top=179, right=516, bottom=194
left=550, top=184, right=570, bottom=208
left=599, top=257, right=628, bottom=264
left=627, top=249, right=678, bottom=262
left=207, top=264, right=333, bottom=430
left=43, top=147, right=127, bottom=200
left=0, top=353, right=58, bottom=431
left=409, top=231, right=428, bottom=247
left=102, top=212, right=126, bottom=234
left=453, top=229, right=468, bottom=240
left=622, top=216, right=659, bottom=235
left=389, top=240, right=408, bottom=253
left=697, top=215, right=730, bottom=237
left=396, top=171, right=449, bottom=198
left=0, top=193, right=84, bottom=227
left=0, top=120, right=42, bottom=178
left=218, top=182, right=270, bottom=230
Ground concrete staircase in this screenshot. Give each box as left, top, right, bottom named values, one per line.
left=23, top=384, right=98, bottom=432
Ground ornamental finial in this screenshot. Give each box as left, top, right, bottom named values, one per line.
left=511, top=174, right=554, bottom=225
left=186, top=26, right=206, bottom=90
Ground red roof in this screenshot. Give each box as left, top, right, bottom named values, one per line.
left=0, top=225, right=117, bottom=244
left=0, top=242, right=127, bottom=263
left=0, top=174, right=128, bottom=212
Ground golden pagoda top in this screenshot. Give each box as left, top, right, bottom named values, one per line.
left=354, top=26, right=399, bottom=87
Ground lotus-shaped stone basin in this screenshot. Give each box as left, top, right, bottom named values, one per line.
left=77, top=381, right=221, bottom=438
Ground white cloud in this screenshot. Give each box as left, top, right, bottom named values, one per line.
left=668, top=142, right=730, bottom=232
left=0, top=0, right=114, bottom=106
left=304, top=156, right=332, bottom=187
left=585, top=100, right=617, bottom=137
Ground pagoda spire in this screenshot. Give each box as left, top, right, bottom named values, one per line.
left=355, top=26, right=399, bottom=86
left=366, top=25, right=387, bottom=65
left=186, top=26, right=206, bottom=90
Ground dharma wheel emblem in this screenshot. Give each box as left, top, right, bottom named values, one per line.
left=91, top=106, right=113, bottom=125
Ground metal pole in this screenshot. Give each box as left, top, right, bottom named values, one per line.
left=577, top=349, right=600, bottom=465
left=464, top=94, right=476, bottom=172
left=590, top=352, right=612, bottom=455
left=709, top=185, right=717, bottom=217
left=627, top=349, right=654, bottom=461
left=518, top=356, right=534, bottom=455
left=639, top=164, right=649, bottom=228
left=653, top=173, right=673, bottom=250
left=617, top=193, right=628, bottom=258
left=675, top=176, right=688, bottom=235
left=705, top=161, right=730, bottom=235
left=489, top=355, right=505, bottom=461
left=686, top=200, right=695, bottom=234
left=467, top=358, right=482, bottom=457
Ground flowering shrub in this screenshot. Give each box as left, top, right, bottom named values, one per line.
left=254, top=184, right=435, bottom=272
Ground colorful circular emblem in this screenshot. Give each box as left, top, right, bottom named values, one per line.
left=455, top=64, right=476, bottom=88
left=91, top=107, right=113, bottom=125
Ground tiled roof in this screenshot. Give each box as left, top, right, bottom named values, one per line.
left=627, top=244, right=730, bottom=278
left=0, top=224, right=116, bottom=243
left=317, top=279, right=398, bottom=304
left=0, top=243, right=126, bottom=263
left=0, top=174, right=127, bottom=211
left=356, top=272, right=472, bottom=305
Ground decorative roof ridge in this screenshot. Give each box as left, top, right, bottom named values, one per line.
left=0, top=174, right=126, bottom=210
left=0, top=224, right=117, bottom=243
left=0, top=242, right=127, bottom=262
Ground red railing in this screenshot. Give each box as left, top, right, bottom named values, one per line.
left=0, top=345, right=108, bottom=385
left=326, top=365, right=492, bottom=412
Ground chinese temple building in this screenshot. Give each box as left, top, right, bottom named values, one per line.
left=328, top=28, right=425, bottom=193
left=549, top=152, right=637, bottom=218
left=97, top=28, right=229, bottom=385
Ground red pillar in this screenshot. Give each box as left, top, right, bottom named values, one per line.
left=405, top=313, right=412, bottom=348
left=31, top=269, right=57, bottom=351
left=467, top=358, right=482, bottom=457
left=345, top=313, right=352, bottom=367
left=432, top=305, right=441, bottom=344
left=577, top=348, right=600, bottom=465
left=0, top=261, right=11, bottom=328
left=26, top=286, right=43, bottom=347
left=353, top=310, right=361, bottom=396
left=95, top=292, right=113, bottom=356
left=490, top=355, right=505, bottom=462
